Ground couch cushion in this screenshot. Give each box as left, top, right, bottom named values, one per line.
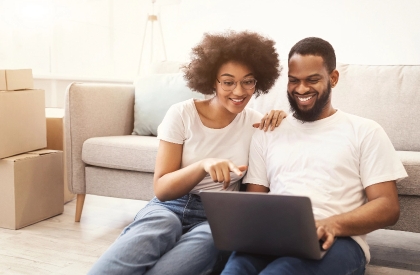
left=132, top=73, right=204, bottom=136
left=332, top=64, right=420, bottom=152
left=82, top=135, right=159, bottom=172
left=397, top=151, right=420, bottom=196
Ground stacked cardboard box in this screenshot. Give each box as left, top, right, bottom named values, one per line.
left=46, top=107, right=76, bottom=203
left=0, top=69, right=64, bottom=229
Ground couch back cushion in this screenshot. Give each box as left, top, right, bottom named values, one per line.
left=132, top=73, right=204, bottom=136
left=332, top=64, right=420, bottom=151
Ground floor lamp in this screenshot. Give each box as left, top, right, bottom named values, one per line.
left=137, top=0, right=180, bottom=75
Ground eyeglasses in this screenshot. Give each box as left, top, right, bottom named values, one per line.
left=216, top=78, right=257, bottom=91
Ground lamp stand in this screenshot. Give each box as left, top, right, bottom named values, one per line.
left=137, top=1, right=167, bottom=75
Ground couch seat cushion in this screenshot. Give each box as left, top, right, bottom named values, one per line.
left=82, top=135, right=159, bottom=172
left=397, top=151, right=420, bottom=196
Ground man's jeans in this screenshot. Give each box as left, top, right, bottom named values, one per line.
left=88, top=194, right=218, bottom=275
left=221, top=237, right=366, bottom=275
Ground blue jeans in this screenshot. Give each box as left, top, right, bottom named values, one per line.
left=88, top=194, right=219, bottom=275
left=221, top=237, right=366, bottom=275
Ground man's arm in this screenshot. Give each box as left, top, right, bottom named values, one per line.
left=246, top=183, right=269, bottom=193
left=316, top=180, right=399, bottom=250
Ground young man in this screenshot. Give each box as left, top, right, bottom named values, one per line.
left=221, top=37, right=408, bottom=275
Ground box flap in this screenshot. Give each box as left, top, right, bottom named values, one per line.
left=28, top=149, right=60, bottom=156
left=2, top=153, right=38, bottom=162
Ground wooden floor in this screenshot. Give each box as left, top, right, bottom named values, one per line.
left=0, top=195, right=419, bottom=275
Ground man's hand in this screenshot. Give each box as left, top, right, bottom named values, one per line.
left=201, top=158, right=247, bottom=189
left=313, top=181, right=399, bottom=246
left=253, top=110, right=287, bottom=131
left=315, top=218, right=338, bottom=250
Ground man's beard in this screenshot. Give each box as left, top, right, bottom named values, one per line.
left=287, top=83, right=331, bottom=122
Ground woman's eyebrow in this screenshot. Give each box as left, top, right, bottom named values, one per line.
left=220, top=73, right=254, bottom=77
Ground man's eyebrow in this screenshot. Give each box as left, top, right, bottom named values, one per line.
left=220, top=73, right=254, bottom=78
left=288, top=74, right=323, bottom=79
left=306, top=74, right=322, bottom=78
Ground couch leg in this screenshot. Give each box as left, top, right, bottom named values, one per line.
left=75, top=194, right=86, bottom=222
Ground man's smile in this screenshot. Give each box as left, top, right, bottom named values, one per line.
left=293, top=92, right=317, bottom=107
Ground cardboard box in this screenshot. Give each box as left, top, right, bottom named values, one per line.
left=0, top=89, right=47, bottom=159
left=0, top=149, right=64, bottom=230
left=0, top=69, right=33, bottom=91
left=46, top=108, right=75, bottom=203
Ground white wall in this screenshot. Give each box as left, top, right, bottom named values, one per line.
left=1, top=0, right=419, bottom=107
left=171, top=0, right=420, bottom=66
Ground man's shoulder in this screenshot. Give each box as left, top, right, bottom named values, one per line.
left=339, top=110, right=382, bottom=130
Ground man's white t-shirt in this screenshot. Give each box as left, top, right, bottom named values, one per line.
left=243, top=109, right=408, bottom=262
left=157, top=98, right=263, bottom=193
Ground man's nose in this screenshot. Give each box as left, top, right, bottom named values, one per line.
left=295, top=82, right=310, bottom=94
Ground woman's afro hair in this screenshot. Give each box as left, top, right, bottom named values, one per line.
left=183, top=30, right=281, bottom=97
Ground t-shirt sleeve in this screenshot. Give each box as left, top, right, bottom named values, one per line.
left=360, top=122, right=408, bottom=188
left=156, top=104, right=185, bottom=144
left=242, top=130, right=269, bottom=187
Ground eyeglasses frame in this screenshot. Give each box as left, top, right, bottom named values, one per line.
left=216, top=78, right=258, bottom=91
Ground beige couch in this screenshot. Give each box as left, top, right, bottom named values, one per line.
left=65, top=63, right=420, bottom=234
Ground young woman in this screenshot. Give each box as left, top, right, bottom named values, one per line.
left=88, top=30, right=284, bottom=275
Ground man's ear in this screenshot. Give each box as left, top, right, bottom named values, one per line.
left=330, top=69, right=339, bottom=88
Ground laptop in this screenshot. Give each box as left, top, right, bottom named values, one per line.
left=200, top=190, right=332, bottom=260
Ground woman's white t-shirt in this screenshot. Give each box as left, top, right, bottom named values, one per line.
left=157, top=98, right=263, bottom=193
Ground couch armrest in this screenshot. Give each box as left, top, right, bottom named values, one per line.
left=64, top=82, right=135, bottom=194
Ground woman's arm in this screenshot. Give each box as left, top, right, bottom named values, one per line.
left=153, top=140, right=247, bottom=202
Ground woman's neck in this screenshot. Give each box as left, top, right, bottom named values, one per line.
left=194, top=97, right=238, bottom=129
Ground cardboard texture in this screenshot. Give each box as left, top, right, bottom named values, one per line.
left=0, top=89, right=46, bottom=159
left=46, top=108, right=75, bottom=203
left=0, top=70, right=6, bottom=90
left=0, top=69, right=33, bottom=91
left=0, top=149, right=64, bottom=230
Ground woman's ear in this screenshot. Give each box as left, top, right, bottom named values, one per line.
left=330, top=69, right=339, bottom=88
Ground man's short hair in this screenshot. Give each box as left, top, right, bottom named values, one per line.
left=288, top=37, right=336, bottom=73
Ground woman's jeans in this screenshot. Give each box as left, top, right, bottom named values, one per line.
left=221, top=237, right=366, bottom=275
left=88, top=194, right=218, bottom=275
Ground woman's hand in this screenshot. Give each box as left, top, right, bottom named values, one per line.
left=201, top=158, right=247, bottom=189
left=253, top=110, right=287, bottom=131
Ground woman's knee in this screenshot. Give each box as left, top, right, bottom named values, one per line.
left=125, top=206, right=182, bottom=238
left=188, top=222, right=215, bottom=245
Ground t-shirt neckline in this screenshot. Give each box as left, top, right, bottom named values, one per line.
left=288, top=109, right=343, bottom=129
left=191, top=98, right=241, bottom=132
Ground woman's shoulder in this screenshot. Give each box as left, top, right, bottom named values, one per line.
left=170, top=98, right=195, bottom=109
left=243, top=107, right=264, bottom=121
left=167, top=98, right=197, bottom=115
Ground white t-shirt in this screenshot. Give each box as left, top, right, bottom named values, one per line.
left=243, top=109, right=408, bottom=262
left=157, top=98, right=263, bottom=193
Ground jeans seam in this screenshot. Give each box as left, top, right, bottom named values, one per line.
left=181, top=194, right=192, bottom=225
left=345, top=247, right=366, bottom=275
